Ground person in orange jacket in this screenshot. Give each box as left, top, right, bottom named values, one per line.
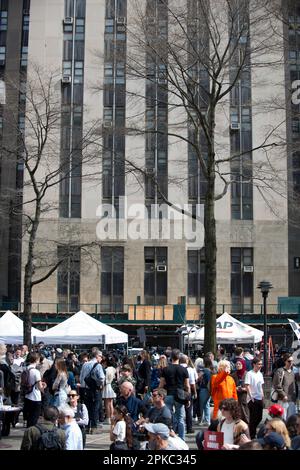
left=211, top=360, right=237, bottom=419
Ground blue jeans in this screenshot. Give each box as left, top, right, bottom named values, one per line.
left=199, top=388, right=211, bottom=424
left=50, top=390, right=68, bottom=408
left=165, top=395, right=186, bottom=440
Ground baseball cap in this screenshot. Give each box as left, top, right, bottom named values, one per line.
left=55, top=348, right=64, bottom=358
left=144, top=423, right=170, bottom=440
left=268, top=404, right=284, bottom=417
left=257, top=432, right=285, bottom=450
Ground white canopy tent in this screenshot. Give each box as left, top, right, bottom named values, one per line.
left=185, top=312, right=264, bottom=344
left=35, top=310, right=128, bottom=345
left=0, top=310, right=42, bottom=344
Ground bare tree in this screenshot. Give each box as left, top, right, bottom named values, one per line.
left=118, top=0, right=287, bottom=352
left=0, top=66, right=102, bottom=347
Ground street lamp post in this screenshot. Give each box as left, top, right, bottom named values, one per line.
left=257, top=281, right=273, bottom=374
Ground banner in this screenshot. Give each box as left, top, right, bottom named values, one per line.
left=203, top=431, right=224, bottom=450
left=288, top=318, right=300, bottom=344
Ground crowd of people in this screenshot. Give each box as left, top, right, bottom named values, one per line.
left=0, top=341, right=300, bottom=451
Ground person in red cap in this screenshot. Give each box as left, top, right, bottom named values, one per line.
left=268, top=404, right=285, bottom=418
left=256, top=403, right=285, bottom=438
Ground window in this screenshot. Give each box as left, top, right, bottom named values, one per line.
left=188, top=249, right=205, bottom=305
left=231, top=248, right=253, bottom=313
left=0, top=11, right=7, bottom=31
left=0, top=45, right=5, bottom=63
left=75, top=18, right=85, bottom=40
left=144, top=247, right=167, bottom=305
left=292, top=118, right=300, bottom=134
left=74, top=61, right=83, bottom=83
left=18, top=115, right=25, bottom=134
left=105, top=19, right=114, bottom=34
left=101, top=247, right=124, bottom=312
left=63, top=61, right=72, bottom=76
left=57, top=246, right=81, bottom=312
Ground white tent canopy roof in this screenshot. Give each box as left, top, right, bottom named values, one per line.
left=35, top=310, right=128, bottom=345
left=185, top=312, right=264, bottom=344
left=0, top=310, right=42, bottom=344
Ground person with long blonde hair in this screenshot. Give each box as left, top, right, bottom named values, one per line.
left=264, top=418, right=291, bottom=449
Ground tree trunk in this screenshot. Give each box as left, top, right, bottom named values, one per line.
left=23, top=202, right=40, bottom=348
left=203, top=170, right=217, bottom=354
left=23, top=274, right=33, bottom=348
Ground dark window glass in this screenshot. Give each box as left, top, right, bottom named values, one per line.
left=144, top=247, right=167, bottom=305
left=101, top=247, right=124, bottom=311
left=187, top=249, right=205, bottom=305
left=57, top=246, right=80, bottom=312
left=231, top=248, right=253, bottom=313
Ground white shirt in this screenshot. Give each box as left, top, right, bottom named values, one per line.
left=245, top=370, right=264, bottom=401
left=113, top=420, right=126, bottom=442
left=25, top=365, right=42, bottom=402
left=64, top=420, right=83, bottom=450
left=181, top=364, right=197, bottom=385
left=221, top=421, right=235, bottom=445
left=13, top=357, right=24, bottom=367
left=187, top=366, right=197, bottom=385
left=167, top=435, right=189, bottom=450
left=74, top=403, right=89, bottom=427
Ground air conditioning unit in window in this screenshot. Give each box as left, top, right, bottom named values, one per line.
left=148, top=17, right=156, bottom=25
left=157, top=265, right=167, bottom=272
left=103, top=120, right=113, bottom=128
left=61, top=75, right=72, bottom=84
left=23, top=9, right=30, bottom=15
left=145, top=167, right=155, bottom=175
left=117, top=17, right=126, bottom=25
left=63, top=17, right=73, bottom=24
left=244, top=265, right=254, bottom=273
left=230, top=122, right=240, bottom=130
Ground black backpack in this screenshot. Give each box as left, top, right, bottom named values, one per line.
left=35, top=424, right=64, bottom=451
left=20, top=368, right=35, bottom=395
left=43, top=365, right=57, bottom=395
left=84, top=363, right=100, bottom=390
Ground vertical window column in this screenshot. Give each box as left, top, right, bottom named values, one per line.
left=187, top=249, right=205, bottom=306
left=101, top=246, right=124, bottom=312
left=59, top=0, right=86, bottom=218
left=229, top=2, right=253, bottom=220
left=231, top=247, right=253, bottom=313
left=144, top=247, right=167, bottom=305
left=187, top=1, right=209, bottom=211
left=145, top=0, right=168, bottom=217
left=102, top=0, right=127, bottom=218
left=57, top=246, right=81, bottom=312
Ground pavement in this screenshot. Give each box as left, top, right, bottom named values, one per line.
left=0, top=413, right=199, bottom=450
left=1, top=408, right=271, bottom=451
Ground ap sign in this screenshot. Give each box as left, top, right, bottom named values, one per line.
left=216, top=321, right=233, bottom=329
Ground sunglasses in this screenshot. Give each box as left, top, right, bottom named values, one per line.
left=287, top=360, right=293, bottom=363
left=68, top=394, right=78, bottom=398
